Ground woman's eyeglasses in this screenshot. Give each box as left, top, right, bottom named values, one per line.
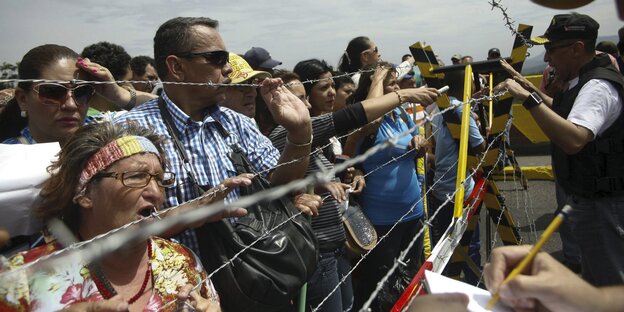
left=33, top=83, right=96, bottom=107
left=173, top=50, right=230, bottom=67
left=95, top=171, right=176, bottom=188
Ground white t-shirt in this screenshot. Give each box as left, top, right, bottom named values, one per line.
left=567, top=78, right=622, bottom=139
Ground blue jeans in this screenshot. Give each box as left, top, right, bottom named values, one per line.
left=306, top=247, right=353, bottom=312
left=566, top=193, right=624, bottom=286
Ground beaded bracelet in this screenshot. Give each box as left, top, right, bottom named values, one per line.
left=394, top=90, right=404, bottom=104
left=286, top=134, right=313, bottom=147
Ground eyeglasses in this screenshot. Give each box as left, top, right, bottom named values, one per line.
left=544, top=41, right=576, bottom=54
left=33, top=83, right=96, bottom=107
left=173, top=50, right=230, bottom=67
left=361, top=46, right=379, bottom=55
left=95, top=171, right=176, bottom=188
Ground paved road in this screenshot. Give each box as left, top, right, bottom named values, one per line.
left=477, top=155, right=564, bottom=265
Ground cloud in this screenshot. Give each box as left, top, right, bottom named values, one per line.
left=0, top=0, right=621, bottom=71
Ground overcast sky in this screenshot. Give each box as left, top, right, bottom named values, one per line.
left=0, top=0, right=621, bottom=70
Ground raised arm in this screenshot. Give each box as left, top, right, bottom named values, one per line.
left=260, top=78, right=313, bottom=185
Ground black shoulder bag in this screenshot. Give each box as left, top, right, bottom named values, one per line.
left=158, top=98, right=318, bottom=312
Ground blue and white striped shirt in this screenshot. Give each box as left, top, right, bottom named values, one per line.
left=114, top=92, right=280, bottom=254
left=2, top=127, right=36, bottom=144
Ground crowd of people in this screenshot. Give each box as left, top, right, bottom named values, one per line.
left=0, top=11, right=623, bottom=312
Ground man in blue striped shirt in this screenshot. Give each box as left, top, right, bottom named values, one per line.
left=114, top=17, right=312, bottom=255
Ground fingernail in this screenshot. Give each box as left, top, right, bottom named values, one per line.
left=91, top=69, right=98, bottom=74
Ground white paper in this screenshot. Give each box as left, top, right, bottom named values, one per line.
left=424, top=270, right=513, bottom=312
left=0, top=143, right=60, bottom=236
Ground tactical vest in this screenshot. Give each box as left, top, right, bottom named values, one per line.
left=551, top=54, right=624, bottom=197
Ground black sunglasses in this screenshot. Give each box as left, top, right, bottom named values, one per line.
left=173, top=50, right=230, bottom=67
left=544, top=41, right=577, bottom=54
left=33, top=83, right=96, bottom=107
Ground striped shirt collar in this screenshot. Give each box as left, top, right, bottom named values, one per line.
left=161, top=91, right=224, bottom=133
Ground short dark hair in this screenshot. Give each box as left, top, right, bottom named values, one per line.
left=582, top=39, right=597, bottom=54
left=596, top=41, right=617, bottom=55
left=338, top=36, right=371, bottom=73
left=153, top=17, right=219, bottom=79
left=81, top=42, right=131, bottom=81
left=273, top=69, right=300, bottom=84
left=332, top=71, right=354, bottom=90
left=130, top=56, right=156, bottom=77
left=293, top=59, right=333, bottom=95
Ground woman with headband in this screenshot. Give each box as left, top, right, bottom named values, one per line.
left=0, top=122, right=222, bottom=312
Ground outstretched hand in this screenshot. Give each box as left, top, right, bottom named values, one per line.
left=293, top=193, right=322, bottom=216
left=177, top=284, right=221, bottom=312
left=500, top=59, right=537, bottom=93
left=260, top=78, right=311, bottom=133
left=194, top=173, right=255, bottom=225
left=484, top=245, right=601, bottom=312
left=409, top=134, right=428, bottom=158
left=402, top=88, right=440, bottom=107
left=493, top=78, right=531, bottom=102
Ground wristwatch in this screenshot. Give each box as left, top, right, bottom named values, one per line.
left=523, top=92, right=543, bottom=110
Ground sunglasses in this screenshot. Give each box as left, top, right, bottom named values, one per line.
left=361, top=46, right=379, bottom=55
left=33, top=83, right=95, bottom=107
left=544, top=41, right=576, bottom=54
left=174, top=50, right=230, bottom=67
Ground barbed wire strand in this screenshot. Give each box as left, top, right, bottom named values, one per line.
left=489, top=0, right=534, bottom=47
left=0, top=102, right=438, bottom=277
left=1, top=89, right=504, bottom=281
left=312, top=119, right=509, bottom=311
left=0, top=62, right=413, bottom=89
left=160, top=104, right=471, bottom=311
left=0, top=89, right=510, bottom=312
left=358, top=128, right=508, bottom=312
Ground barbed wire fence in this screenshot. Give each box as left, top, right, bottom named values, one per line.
left=0, top=2, right=543, bottom=308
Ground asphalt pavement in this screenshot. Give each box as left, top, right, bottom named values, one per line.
left=477, top=154, right=564, bottom=264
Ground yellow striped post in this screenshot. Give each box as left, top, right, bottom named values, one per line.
left=453, top=64, right=473, bottom=218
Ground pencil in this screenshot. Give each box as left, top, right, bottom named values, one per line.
left=485, top=204, right=572, bottom=309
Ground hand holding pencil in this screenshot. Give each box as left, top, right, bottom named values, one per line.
left=485, top=205, right=572, bottom=309
left=482, top=206, right=619, bottom=312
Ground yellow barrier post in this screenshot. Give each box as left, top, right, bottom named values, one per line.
left=488, top=73, right=493, bottom=135
left=453, top=64, right=473, bottom=219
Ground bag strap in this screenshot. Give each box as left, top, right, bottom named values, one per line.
left=157, top=97, right=206, bottom=197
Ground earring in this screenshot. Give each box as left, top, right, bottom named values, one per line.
left=20, top=110, right=27, bottom=118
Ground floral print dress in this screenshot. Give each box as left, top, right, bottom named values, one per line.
left=0, top=237, right=218, bottom=311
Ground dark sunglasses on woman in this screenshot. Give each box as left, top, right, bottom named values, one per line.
left=33, top=83, right=96, bottom=107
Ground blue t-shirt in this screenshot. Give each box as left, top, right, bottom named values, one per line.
left=431, top=97, right=485, bottom=202
left=358, top=107, right=424, bottom=225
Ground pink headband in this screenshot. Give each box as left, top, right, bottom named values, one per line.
left=73, top=135, right=160, bottom=201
